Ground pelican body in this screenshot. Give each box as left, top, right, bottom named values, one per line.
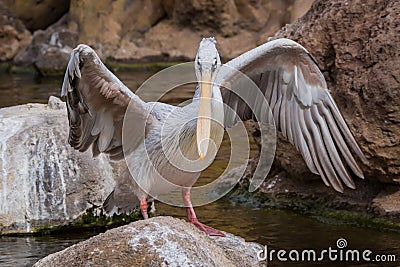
left=61, top=37, right=366, bottom=236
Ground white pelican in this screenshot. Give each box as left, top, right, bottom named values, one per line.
left=61, top=38, right=367, bottom=236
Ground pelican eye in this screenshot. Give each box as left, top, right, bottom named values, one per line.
left=211, top=58, right=218, bottom=72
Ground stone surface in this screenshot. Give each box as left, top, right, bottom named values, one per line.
left=13, top=15, right=78, bottom=74
left=233, top=0, right=400, bottom=219
left=34, top=45, right=74, bottom=75
left=2, top=0, right=70, bottom=31
left=0, top=97, right=123, bottom=234
left=73, top=0, right=314, bottom=62
left=269, top=0, right=400, bottom=185
left=371, top=188, right=400, bottom=219
left=33, top=216, right=265, bottom=267
left=3, top=0, right=314, bottom=66
left=0, top=1, right=31, bottom=62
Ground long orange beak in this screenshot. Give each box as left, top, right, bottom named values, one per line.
left=196, top=71, right=212, bottom=161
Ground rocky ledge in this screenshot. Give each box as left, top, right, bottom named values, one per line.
left=33, top=216, right=266, bottom=267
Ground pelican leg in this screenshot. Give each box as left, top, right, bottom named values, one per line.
left=140, top=198, right=149, bottom=219
left=182, top=188, right=225, bottom=237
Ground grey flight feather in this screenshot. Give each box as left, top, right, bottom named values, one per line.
left=221, top=38, right=367, bottom=192
left=103, top=169, right=140, bottom=215
left=61, top=44, right=155, bottom=161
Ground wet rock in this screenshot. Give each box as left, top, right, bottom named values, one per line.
left=33, top=216, right=266, bottom=267
left=0, top=97, right=124, bottom=234
left=0, top=2, right=31, bottom=62
left=2, top=0, right=70, bottom=31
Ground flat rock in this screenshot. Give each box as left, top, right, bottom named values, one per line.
left=34, top=216, right=266, bottom=267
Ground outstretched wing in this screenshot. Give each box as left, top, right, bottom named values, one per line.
left=221, top=38, right=367, bottom=192
left=61, top=44, right=153, bottom=160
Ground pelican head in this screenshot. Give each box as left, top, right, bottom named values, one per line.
left=195, top=37, right=221, bottom=161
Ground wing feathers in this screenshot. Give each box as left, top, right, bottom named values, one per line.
left=298, top=108, right=329, bottom=185
left=61, top=44, right=152, bottom=160
left=311, top=105, right=355, bottom=189
left=294, top=104, right=318, bottom=174
left=222, top=38, right=366, bottom=192
left=325, top=95, right=368, bottom=164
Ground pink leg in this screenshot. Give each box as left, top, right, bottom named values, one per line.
left=182, top=188, right=225, bottom=237
left=140, top=198, right=149, bottom=219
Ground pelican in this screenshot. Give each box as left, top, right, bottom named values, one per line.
left=61, top=37, right=367, bottom=237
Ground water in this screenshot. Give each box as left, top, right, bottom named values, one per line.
left=0, top=70, right=399, bottom=267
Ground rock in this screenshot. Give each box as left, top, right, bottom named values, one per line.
left=2, top=0, right=70, bottom=31
left=67, top=0, right=168, bottom=61
left=0, top=97, right=126, bottom=234
left=34, top=45, right=73, bottom=75
left=269, top=0, right=400, bottom=184
left=64, top=0, right=314, bottom=62
left=13, top=15, right=78, bottom=74
left=370, top=188, right=400, bottom=220
left=47, top=95, right=65, bottom=110
left=5, top=0, right=314, bottom=67
left=0, top=1, right=31, bottom=62
left=234, top=0, right=400, bottom=219
left=33, top=216, right=266, bottom=267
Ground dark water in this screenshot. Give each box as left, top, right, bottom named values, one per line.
left=0, top=71, right=399, bottom=267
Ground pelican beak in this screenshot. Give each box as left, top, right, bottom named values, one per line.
left=197, top=70, right=213, bottom=161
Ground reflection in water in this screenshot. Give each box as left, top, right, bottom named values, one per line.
left=0, top=71, right=155, bottom=109
left=0, top=233, right=94, bottom=267
left=159, top=200, right=400, bottom=267
left=0, top=71, right=399, bottom=267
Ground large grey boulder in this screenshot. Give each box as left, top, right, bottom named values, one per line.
left=0, top=97, right=123, bottom=234
left=34, top=216, right=266, bottom=267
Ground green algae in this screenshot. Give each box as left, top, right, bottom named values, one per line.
left=227, top=186, right=400, bottom=234
left=1, top=207, right=143, bottom=237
